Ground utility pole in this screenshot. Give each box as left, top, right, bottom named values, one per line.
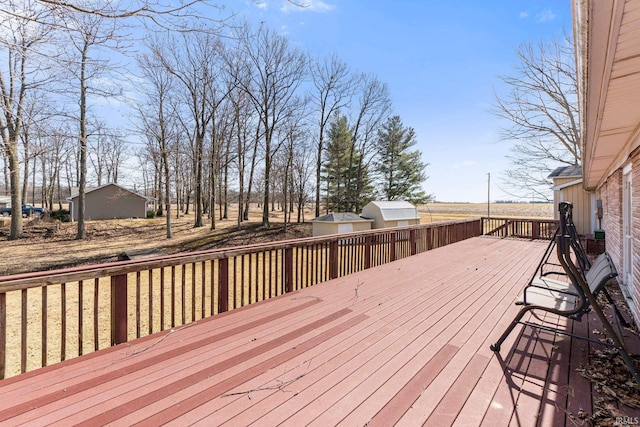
left=487, top=173, right=491, bottom=219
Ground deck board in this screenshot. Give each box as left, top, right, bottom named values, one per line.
left=1, top=236, right=639, bottom=426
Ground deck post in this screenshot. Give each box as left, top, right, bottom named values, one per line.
left=409, top=230, right=417, bottom=255
left=532, top=220, right=540, bottom=239
left=284, top=247, right=294, bottom=293
left=218, top=258, right=229, bottom=313
left=111, top=274, right=128, bottom=345
left=329, top=240, right=339, bottom=279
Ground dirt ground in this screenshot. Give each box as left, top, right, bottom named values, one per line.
left=0, top=203, right=553, bottom=276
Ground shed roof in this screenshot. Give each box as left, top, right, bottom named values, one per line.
left=362, top=201, right=419, bottom=220
left=68, top=183, right=150, bottom=201
left=547, top=165, right=582, bottom=179
left=311, top=213, right=372, bottom=223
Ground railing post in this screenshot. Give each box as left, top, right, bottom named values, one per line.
left=532, top=220, right=540, bottom=239
left=329, top=240, right=339, bottom=279
left=218, top=258, right=229, bottom=313
left=284, top=247, right=294, bottom=293
left=111, top=274, right=128, bottom=345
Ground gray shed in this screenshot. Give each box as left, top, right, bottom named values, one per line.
left=361, top=201, right=420, bottom=229
left=68, top=183, right=150, bottom=221
left=311, top=213, right=373, bottom=237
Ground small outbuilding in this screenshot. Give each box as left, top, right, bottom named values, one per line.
left=548, top=165, right=594, bottom=235
left=68, top=183, right=151, bottom=221
left=361, top=201, right=420, bottom=229
left=310, top=213, right=373, bottom=237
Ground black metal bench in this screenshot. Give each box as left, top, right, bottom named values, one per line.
left=490, top=202, right=640, bottom=386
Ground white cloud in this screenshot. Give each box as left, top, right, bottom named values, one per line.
left=255, top=1, right=268, bottom=10
left=519, top=11, right=529, bottom=19
left=535, top=9, right=556, bottom=23
left=280, top=0, right=335, bottom=14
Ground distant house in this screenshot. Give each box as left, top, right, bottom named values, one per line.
left=0, top=196, right=10, bottom=209
left=68, top=183, right=151, bottom=221
left=548, top=165, right=594, bottom=235
left=361, top=201, right=420, bottom=229
left=310, top=213, right=373, bottom=237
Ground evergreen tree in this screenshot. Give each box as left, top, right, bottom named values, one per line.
left=322, top=114, right=372, bottom=212
left=374, top=115, right=432, bottom=204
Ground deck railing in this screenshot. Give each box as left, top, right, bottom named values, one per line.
left=0, top=216, right=551, bottom=379
left=481, top=217, right=558, bottom=239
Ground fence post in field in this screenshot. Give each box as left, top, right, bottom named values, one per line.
left=284, top=247, right=294, bottom=293
left=329, top=240, right=339, bottom=279
left=111, top=274, right=128, bottom=345
left=218, top=258, right=229, bottom=313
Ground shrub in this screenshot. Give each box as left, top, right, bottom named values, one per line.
left=50, top=209, right=71, bottom=223
left=146, top=210, right=156, bottom=218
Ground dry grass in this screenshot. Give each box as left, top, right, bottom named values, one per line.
left=0, top=203, right=553, bottom=276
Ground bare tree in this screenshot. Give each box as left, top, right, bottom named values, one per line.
left=152, top=31, right=229, bottom=228
left=233, top=24, right=307, bottom=228
left=137, top=47, right=178, bottom=237
left=348, top=73, right=391, bottom=211
left=0, top=1, right=54, bottom=239
left=493, top=36, right=579, bottom=200
left=310, top=53, right=354, bottom=218
left=57, top=6, right=124, bottom=240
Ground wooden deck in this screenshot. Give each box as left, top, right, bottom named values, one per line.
left=0, top=236, right=638, bottom=426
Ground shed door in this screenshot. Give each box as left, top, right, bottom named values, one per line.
left=623, top=167, right=633, bottom=293
left=338, top=224, right=353, bottom=233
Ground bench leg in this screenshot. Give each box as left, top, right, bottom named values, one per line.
left=490, top=305, right=531, bottom=352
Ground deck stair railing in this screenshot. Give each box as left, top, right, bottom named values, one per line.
left=0, top=216, right=551, bottom=379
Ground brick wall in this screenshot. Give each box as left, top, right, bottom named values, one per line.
left=598, top=157, right=640, bottom=323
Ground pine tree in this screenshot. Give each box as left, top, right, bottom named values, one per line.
left=322, top=115, right=372, bottom=212
left=375, top=115, right=432, bottom=204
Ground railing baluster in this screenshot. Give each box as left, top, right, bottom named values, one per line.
left=218, top=258, right=229, bottom=314
left=61, top=283, right=66, bottom=361
left=42, top=286, right=47, bottom=368
left=21, top=289, right=26, bottom=373
left=0, top=292, right=5, bottom=379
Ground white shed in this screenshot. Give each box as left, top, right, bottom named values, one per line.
left=361, top=201, right=420, bottom=229
left=310, top=213, right=373, bottom=237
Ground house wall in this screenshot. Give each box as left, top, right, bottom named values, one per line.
left=598, top=161, right=640, bottom=323
left=71, top=185, right=147, bottom=220
left=553, top=180, right=592, bottom=235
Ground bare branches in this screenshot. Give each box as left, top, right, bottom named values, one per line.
left=492, top=35, right=579, bottom=200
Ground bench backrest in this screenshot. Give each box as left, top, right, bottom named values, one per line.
left=585, top=252, right=618, bottom=295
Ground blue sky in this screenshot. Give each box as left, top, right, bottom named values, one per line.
left=230, top=0, right=573, bottom=202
